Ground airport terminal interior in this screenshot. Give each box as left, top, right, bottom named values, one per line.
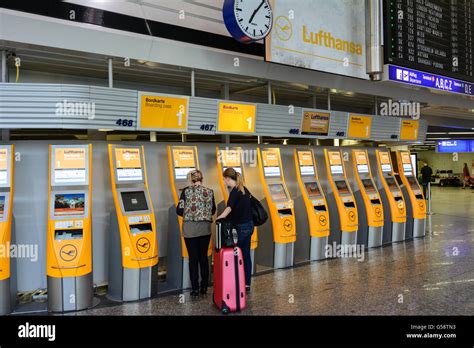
left=0, top=0, right=473, bottom=319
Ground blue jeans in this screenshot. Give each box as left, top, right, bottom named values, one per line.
left=235, top=221, right=254, bottom=287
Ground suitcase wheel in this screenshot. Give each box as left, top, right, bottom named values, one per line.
left=221, top=301, right=230, bottom=315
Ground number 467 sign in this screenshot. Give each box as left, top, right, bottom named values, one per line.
left=217, top=101, right=256, bottom=134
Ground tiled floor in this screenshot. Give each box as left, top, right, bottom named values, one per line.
left=75, top=186, right=474, bottom=315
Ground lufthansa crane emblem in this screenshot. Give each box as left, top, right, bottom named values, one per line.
left=319, top=215, right=327, bottom=226
left=136, top=237, right=150, bottom=253
left=59, top=244, right=78, bottom=262
left=283, top=219, right=293, bottom=232
left=348, top=211, right=356, bottom=222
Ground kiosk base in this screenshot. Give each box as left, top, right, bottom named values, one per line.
left=48, top=273, right=93, bottom=312
left=392, top=223, right=406, bottom=242
left=107, top=265, right=158, bottom=302
left=310, top=236, right=328, bottom=261
left=341, top=231, right=357, bottom=247
left=413, top=218, right=426, bottom=238
left=274, top=242, right=294, bottom=269
left=368, top=226, right=383, bottom=248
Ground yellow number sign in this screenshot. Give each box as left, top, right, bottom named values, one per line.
left=217, top=102, right=256, bottom=134
left=400, top=120, right=419, bottom=140
left=138, top=94, right=188, bottom=131
left=348, top=115, right=372, bottom=139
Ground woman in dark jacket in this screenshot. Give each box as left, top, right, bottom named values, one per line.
left=176, top=170, right=216, bottom=297
left=216, top=167, right=254, bottom=292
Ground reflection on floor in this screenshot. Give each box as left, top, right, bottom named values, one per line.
left=73, top=186, right=474, bottom=315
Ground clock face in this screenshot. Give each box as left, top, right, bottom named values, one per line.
left=234, top=0, right=273, bottom=40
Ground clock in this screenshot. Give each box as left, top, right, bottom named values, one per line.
left=223, top=0, right=273, bottom=44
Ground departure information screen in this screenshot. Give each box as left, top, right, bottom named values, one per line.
left=385, top=0, right=474, bottom=82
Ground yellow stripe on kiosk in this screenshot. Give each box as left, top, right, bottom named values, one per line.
left=396, top=151, right=426, bottom=238
left=216, top=146, right=258, bottom=250
left=294, top=149, right=330, bottom=260
left=0, top=145, right=16, bottom=315
left=324, top=149, right=358, bottom=245
left=257, top=147, right=295, bottom=269
left=107, top=145, right=158, bottom=302
left=351, top=149, right=384, bottom=248
left=47, top=144, right=93, bottom=312
left=375, top=149, right=407, bottom=242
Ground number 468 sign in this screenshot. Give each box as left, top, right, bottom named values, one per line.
left=137, top=93, right=189, bottom=132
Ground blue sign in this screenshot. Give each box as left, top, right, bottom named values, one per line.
left=437, top=140, right=471, bottom=153
left=388, top=65, right=474, bottom=97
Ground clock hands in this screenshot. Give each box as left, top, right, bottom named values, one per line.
left=248, top=0, right=265, bottom=25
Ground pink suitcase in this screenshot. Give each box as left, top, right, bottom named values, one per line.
left=213, top=246, right=246, bottom=314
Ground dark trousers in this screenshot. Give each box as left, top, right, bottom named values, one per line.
left=236, top=221, right=254, bottom=287
left=422, top=182, right=429, bottom=198
left=184, top=234, right=211, bottom=291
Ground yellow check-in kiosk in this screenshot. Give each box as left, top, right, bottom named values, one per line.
left=0, top=145, right=16, bottom=315
left=216, top=146, right=258, bottom=270
left=324, top=149, right=358, bottom=246
left=396, top=151, right=426, bottom=238
left=257, top=148, right=295, bottom=269
left=294, top=149, right=330, bottom=260
left=372, top=149, right=406, bottom=243
left=108, top=145, right=158, bottom=301
left=167, top=145, right=212, bottom=290
left=47, top=145, right=93, bottom=312
left=351, top=149, right=384, bottom=248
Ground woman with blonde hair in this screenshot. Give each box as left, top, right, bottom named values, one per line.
left=176, top=170, right=216, bottom=297
left=216, top=167, right=254, bottom=292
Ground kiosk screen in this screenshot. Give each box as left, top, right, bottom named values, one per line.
left=175, top=167, right=196, bottom=180
left=361, top=179, right=377, bottom=193
left=54, top=193, right=85, bottom=216
left=121, top=191, right=149, bottom=212
left=331, top=165, right=343, bottom=175
left=382, top=164, right=392, bottom=172
left=385, top=177, right=399, bottom=192
left=300, top=166, right=315, bottom=176
left=403, top=164, right=413, bottom=175
left=0, top=170, right=7, bottom=185
left=407, top=177, right=420, bottom=190
left=304, top=182, right=321, bottom=198
left=357, top=164, right=369, bottom=173
left=264, top=166, right=281, bottom=177
left=268, top=184, right=288, bottom=201
left=0, top=195, right=5, bottom=219
left=335, top=180, right=350, bottom=195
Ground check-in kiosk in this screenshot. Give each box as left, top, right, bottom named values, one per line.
left=216, top=146, right=258, bottom=266
left=396, top=151, right=426, bottom=238
left=108, top=145, right=158, bottom=301
left=0, top=145, right=16, bottom=315
left=167, top=146, right=211, bottom=290
left=351, top=150, right=384, bottom=248
left=324, top=150, right=358, bottom=246
left=47, top=145, right=93, bottom=312
left=372, top=149, right=406, bottom=243
left=257, top=148, right=295, bottom=269
left=294, top=149, right=329, bottom=260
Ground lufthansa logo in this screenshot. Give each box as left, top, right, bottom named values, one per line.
left=418, top=201, right=425, bottom=209
left=136, top=237, right=150, bottom=254
left=319, top=215, right=327, bottom=226
left=348, top=211, right=355, bottom=221
left=283, top=219, right=293, bottom=231
left=375, top=207, right=382, bottom=217
left=59, top=244, right=77, bottom=262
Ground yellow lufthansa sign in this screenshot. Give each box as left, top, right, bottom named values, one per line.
left=348, top=115, right=372, bottom=139
left=400, top=120, right=419, bottom=141
left=217, top=102, right=256, bottom=134
left=138, top=94, right=188, bottom=131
